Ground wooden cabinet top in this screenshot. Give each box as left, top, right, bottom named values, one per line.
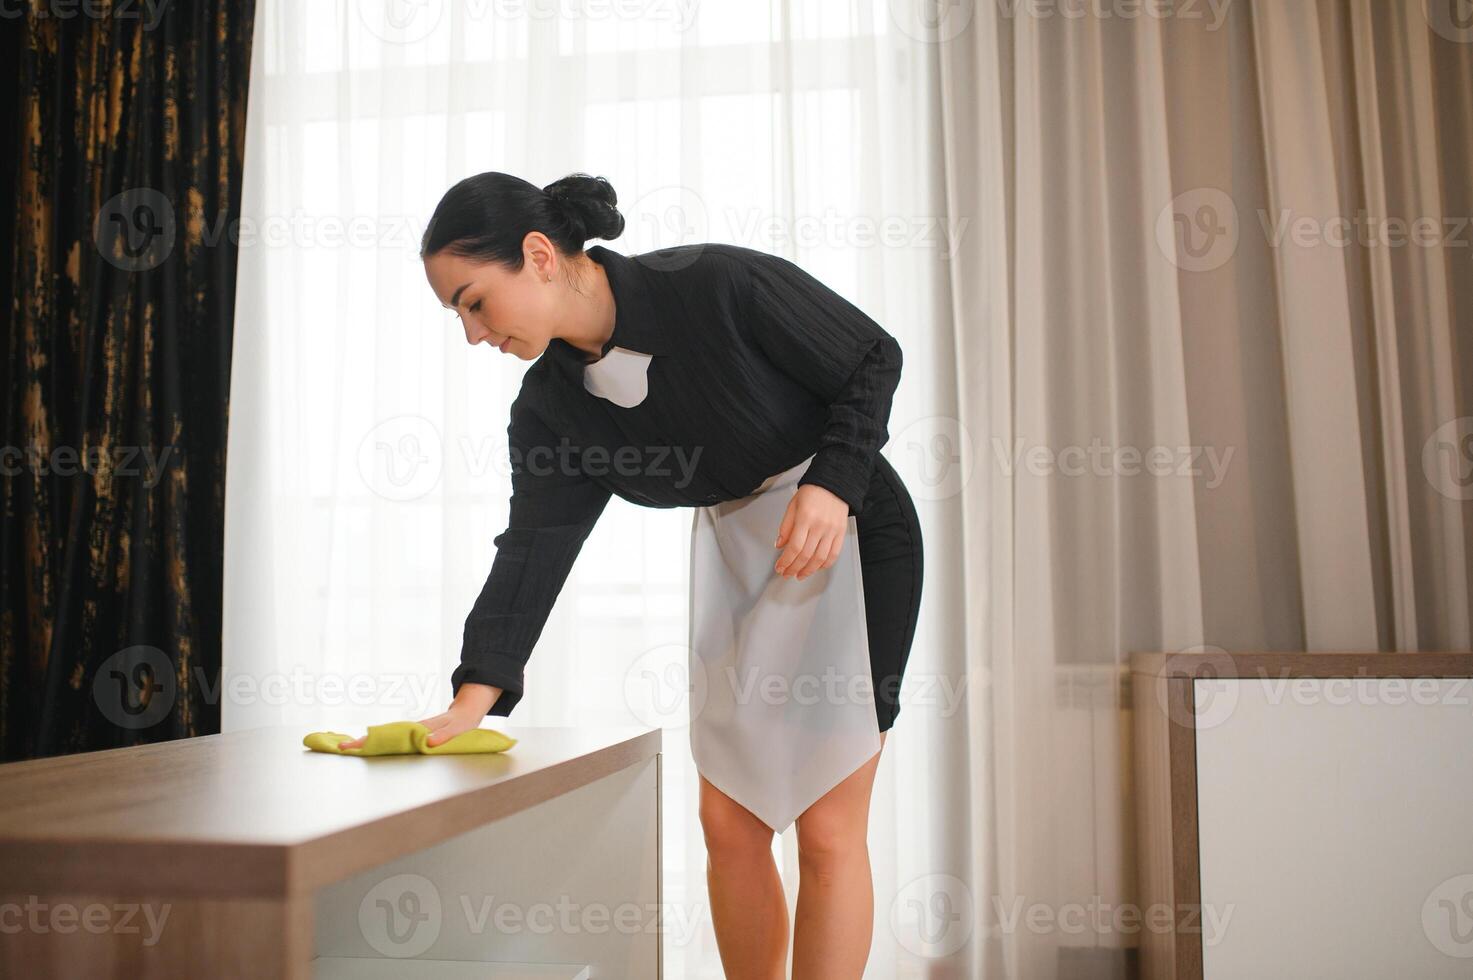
left=0, top=724, right=661, bottom=898
left=1129, top=650, right=1473, bottom=678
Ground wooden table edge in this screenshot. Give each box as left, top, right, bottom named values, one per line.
left=1127, top=650, right=1473, bottom=679
left=0, top=728, right=663, bottom=899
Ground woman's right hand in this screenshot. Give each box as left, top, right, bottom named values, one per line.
left=335, top=682, right=502, bottom=751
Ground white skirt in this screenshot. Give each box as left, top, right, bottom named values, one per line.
left=687, top=453, right=882, bottom=833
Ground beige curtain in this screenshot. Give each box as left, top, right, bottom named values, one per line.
left=935, top=0, right=1473, bottom=975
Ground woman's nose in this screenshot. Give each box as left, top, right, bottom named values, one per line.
left=463, top=319, right=490, bottom=346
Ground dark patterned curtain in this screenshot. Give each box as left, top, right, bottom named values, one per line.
left=1, top=1, right=257, bottom=760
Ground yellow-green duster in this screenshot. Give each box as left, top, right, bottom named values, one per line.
left=304, top=720, right=516, bottom=755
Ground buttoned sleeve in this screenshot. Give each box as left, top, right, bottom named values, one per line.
left=451, top=399, right=614, bottom=717
left=741, top=252, right=903, bottom=513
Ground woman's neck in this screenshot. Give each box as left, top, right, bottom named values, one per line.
left=556, top=255, right=616, bottom=363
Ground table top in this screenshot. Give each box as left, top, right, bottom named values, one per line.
left=0, top=724, right=661, bottom=898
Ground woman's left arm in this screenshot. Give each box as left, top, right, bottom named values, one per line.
left=741, top=252, right=903, bottom=578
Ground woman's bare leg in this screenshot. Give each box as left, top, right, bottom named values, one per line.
left=700, top=774, right=788, bottom=980
left=791, top=730, right=888, bottom=979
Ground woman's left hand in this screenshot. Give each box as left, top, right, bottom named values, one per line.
left=774, top=484, right=850, bottom=580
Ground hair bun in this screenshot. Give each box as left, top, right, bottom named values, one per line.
left=542, top=173, right=625, bottom=243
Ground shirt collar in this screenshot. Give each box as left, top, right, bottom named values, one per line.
left=585, top=244, right=680, bottom=357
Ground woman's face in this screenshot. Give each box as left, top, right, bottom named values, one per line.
left=424, top=236, right=559, bottom=360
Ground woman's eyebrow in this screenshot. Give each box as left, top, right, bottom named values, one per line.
left=446, top=282, right=472, bottom=309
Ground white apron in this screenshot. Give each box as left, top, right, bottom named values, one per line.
left=688, top=454, right=882, bottom=833
left=583, top=348, right=880, bottom=832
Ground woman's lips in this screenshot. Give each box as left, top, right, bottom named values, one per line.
left=498, top=338, right=511, bottom=353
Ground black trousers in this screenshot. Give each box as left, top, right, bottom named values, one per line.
left=855, top=452, right=925, bottom=732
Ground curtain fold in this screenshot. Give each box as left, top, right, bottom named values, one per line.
left=1, top=1, right=257, bottom=761
left=939, top=0, right=1472, bottom=975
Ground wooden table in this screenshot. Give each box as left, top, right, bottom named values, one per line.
left=0, top=725, right=663, bottom=979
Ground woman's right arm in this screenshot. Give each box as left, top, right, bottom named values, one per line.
left=450, top=400, right=614, bottom=718
left=339, top=400, right=612, bottom=750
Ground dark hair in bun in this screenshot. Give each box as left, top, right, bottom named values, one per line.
left=419, top=171, right=624, bottom=268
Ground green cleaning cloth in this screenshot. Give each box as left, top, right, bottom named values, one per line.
left=303, top=720, right=517, bottom=756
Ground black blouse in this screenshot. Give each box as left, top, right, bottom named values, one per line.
left=453, top=242, right=904, bottom=716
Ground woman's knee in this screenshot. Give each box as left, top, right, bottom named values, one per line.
left=794, top=807, right=865, bottom=879
left=699, top=778, right=774, bottom=856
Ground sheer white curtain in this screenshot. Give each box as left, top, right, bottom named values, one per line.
left=225, top=1, right=968, bottom=976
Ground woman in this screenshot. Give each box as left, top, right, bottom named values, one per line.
left=344, top=171, right=923, bottom=979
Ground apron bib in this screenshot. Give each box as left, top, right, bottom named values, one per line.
left=687, top=453, right=882, bottom=833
